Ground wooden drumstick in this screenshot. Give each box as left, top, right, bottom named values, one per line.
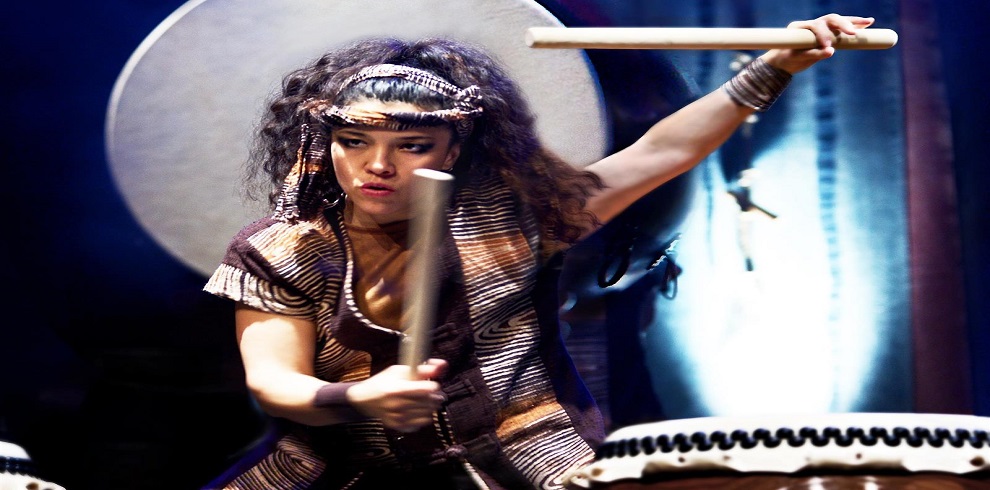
left=525, top=27, right=898, bottom=50
left=399, top=169, right=454, bottom=376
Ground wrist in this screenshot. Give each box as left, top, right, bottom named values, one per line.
left=721, top=57, right=793, bottom=112
left=313, top=382, right=368, bottom=422
left=758, top=51, right=794, bottom=74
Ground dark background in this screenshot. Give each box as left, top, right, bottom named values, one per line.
left=2, top=1, right=987, bottom=489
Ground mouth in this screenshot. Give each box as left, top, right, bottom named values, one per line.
left=360, top=182, right=395, bottom=196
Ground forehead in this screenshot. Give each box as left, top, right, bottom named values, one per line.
left=345, top=98, right=426, bottom=113
left=331, top=123, right=454, bottom=142
left=332, top=125, right=447, bottom=137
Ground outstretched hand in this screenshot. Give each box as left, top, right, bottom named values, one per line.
left=764, top=13, right=876, bottom=74
left=346, top=358, right=448, bottom=433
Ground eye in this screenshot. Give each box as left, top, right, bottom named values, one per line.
left=332, top=133, right=366, bottom=148
left=339, top=138, right=365, bottom=148
left=400, top=142, right=434, bottom=153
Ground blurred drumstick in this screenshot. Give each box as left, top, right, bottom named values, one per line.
left=525, top=27, right=898, bottom=50
left=399, top=169, right=454, bottom=377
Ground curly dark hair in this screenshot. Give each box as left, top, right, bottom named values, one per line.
left=247, top=37, right=603, bottom=243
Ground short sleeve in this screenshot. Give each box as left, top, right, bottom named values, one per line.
left=203, top=216, right=344, bottom=318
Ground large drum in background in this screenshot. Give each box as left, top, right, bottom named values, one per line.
left=106, top=0, right=617, bottom=278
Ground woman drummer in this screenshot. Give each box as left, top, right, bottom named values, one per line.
left=203, top=13, right=874, bottom=489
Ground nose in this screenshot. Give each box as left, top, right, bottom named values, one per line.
left=367, top=146, right=395, bottom=176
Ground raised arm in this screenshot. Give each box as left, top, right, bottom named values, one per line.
left=581, top=14, right=875, bottom=230
left=235, top=305, right=446, bottom=432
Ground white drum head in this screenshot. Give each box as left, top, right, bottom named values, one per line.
left=106, top=0, right=608, bottom=277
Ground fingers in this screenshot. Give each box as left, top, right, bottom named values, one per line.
left=827, top=15, right=875, bottom=40
left=849, top=16, right=876, bottom=29
left=417, top=358, right=449, bottom=379
left=789, top=14, right=877, bottom=49
left=346, top=361, right=449, bottom=432
left=766, top=13, right=874, bottom=74
left=377, top=388, right=446, bottom=432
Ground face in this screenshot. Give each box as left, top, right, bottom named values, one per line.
left=330, top=99, right=461, bottom=227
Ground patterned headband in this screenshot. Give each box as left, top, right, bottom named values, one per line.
left=314, top=63, right=484, bottom=139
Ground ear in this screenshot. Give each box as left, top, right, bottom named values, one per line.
left=442, top=142, right=461, bottom=171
